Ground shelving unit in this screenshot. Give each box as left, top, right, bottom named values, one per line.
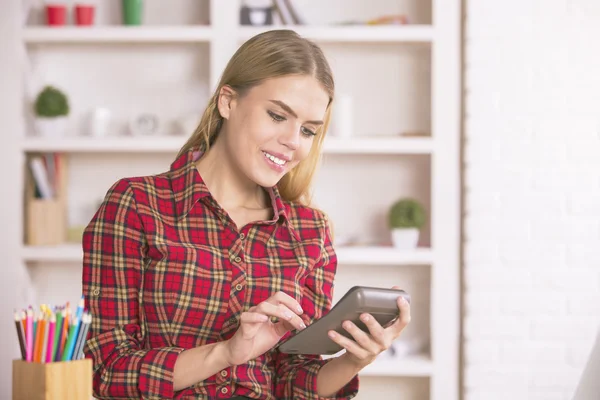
left=22, top=26, right=213, bottom=43
left=237, top=25, right=434, bottom=42
left=21, top=243, right=434, bottom=265
left=20, top=136, right=434, bottom=154
left=18, top=1, right=460, bottom=399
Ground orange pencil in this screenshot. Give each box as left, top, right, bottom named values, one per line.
left=36, top=316, right=47, bottom=362
left=33, top=314, right=42, bottom=362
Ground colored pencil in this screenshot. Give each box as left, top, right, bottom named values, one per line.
left=74, top=312, right=92, bottom=360
left=33, top=313, right=42, bottom=362
left=45, top=314, right=56, bottom=363
left=26, top=308, right=33, bottom=362
left=52, top=309, right=63, bottom=362
left=40, top=314, right=49, bottom=363
left=14, top=311, right=26, bottom=360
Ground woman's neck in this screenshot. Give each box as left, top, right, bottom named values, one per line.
left=195, top=138, right=268, bottom=211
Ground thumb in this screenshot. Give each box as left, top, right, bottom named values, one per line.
left=273, top=320, right=294, bottom=337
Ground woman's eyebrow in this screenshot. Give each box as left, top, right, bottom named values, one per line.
left=268, top=99, right=324, bottom=125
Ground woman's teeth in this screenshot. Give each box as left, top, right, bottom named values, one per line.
left=263, top=151, right=286, bottom=165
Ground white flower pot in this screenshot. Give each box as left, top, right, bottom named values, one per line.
left=391, top=228, right=420, bottom=249
left=35, top=116, right=67, bottom=138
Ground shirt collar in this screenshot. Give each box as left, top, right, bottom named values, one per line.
left=169, top=148, right=299, bottom=241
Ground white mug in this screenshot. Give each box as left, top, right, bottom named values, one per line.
left=89, top=107, right=112, bottom=137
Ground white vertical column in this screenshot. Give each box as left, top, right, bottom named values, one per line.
left=209, top=0, right=242, bottom=90
left=430, top=0, right=461, bottom=399
left=0, top=0, right=29, bottom=397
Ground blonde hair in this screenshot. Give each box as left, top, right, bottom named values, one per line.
left=177, top=29, right=335, bottom=206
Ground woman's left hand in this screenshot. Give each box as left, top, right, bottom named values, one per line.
left=327, top=285, right=412, bottom=369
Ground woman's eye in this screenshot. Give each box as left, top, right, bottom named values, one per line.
left=301, top=126, right=316, bottom=137
left=268, top=111, right=285, bottom=122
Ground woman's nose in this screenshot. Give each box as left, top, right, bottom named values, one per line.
left=279, top=125, right=300, bottom=150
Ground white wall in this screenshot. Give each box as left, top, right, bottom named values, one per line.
left=0, top=1, right=30, bottom=398
left=463, top=1, right=600, bottom=399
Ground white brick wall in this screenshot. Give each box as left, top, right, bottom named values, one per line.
left=464, top=0, right=600, bottom=399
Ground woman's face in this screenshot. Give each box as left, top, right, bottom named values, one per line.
left=217, top=74, right=330, bottom=188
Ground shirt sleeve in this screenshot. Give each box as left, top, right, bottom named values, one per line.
left=273, top=214, right=360, bottom=399
left=82, top=179, right=185, bottom=399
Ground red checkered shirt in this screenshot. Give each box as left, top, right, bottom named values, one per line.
left=82, top=148, right=360, bottom=399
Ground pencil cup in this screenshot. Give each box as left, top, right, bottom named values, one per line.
left=26, top=199, right=66, bottom=245
left=12, top=358, right=92, bottom=400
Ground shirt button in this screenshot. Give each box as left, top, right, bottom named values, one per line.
left=239, top=233, right=245, bottom=240
left=234, top=256, right=242, bottom=263
left=92, top=289, right=100, bottom=296
left=221, top=387, right=228, bottom=394
left=235, top=284, right=244, bottom=291
left=220, top=370, right=227, bottom=377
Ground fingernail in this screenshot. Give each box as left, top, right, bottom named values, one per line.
left=284, top=312, right=293, bottom=320
left=328, top=331, right=336, bottom=338
left=300, top=322, right=306, bottom=329
left=297, top=306, right=303, bottom=314
left=361, top=314, right=369, bottom=322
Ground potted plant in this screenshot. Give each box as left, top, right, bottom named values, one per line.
left=34, top=85, right=69, bottom=137
left=388, top=198, right=426, bottom=249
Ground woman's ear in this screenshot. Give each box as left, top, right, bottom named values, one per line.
left=217, top=85, right=237, bottom=120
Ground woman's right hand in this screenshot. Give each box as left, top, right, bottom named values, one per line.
left=223, top=291, right=306, bottom=366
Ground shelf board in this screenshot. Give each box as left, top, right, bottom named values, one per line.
left=239, top=25, right=434, bottom=43
left=324, top=136, right=433, bottom=154
left=20, top=136, right=433, bottom=155
left=22, top=244, right=432, bottom=265
left=336, top=246, right=433, bottom=265
left=23, top=26, right=213, bottom=43
left=359, top=354, right=433, bottom=377
left=21, top=136, right=187, bottom=153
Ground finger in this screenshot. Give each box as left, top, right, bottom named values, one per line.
left=359, top=313, right=388, bottom=348
left=341, top=320, right=382, bottom=354
left=328, top=330, right=370, bottom=360
left=392, top=296, right=411, bottom=332
left=256, top=302, right=306, bottom=331
left=270, top=291, right=304, bottom=315
left=239, top=312, right=268, bottom=338
left=273, top=320, right=295, bottom=337
left=240, top=312, right=269, bottom=324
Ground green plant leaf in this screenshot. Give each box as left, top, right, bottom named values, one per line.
left=388, top=198, right=426, bottom=229
left=34, top=85, right=69, bottom=117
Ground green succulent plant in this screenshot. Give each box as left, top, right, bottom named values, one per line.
left=388, top=198, right=426, bottom=229
left=34, top=85, right=69, bottom=117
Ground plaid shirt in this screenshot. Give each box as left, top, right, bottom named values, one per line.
left=82, top=148, right=359, bottom=399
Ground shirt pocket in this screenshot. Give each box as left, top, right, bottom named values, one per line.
left=143, top=243, right=230, bottom=347
left=248, top=238, right=316, bottom=303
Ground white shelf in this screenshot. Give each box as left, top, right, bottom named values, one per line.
left=359, top=354, right=433, bottom=377
left=336, top=246, right=432, bottom=265
left=325, top=137, right=433, bottom=154
left=21, top=244, right=432, bottom=265
left=20, top=136, right=433, bottom=155
left=21, top=136, right=187, bottom=153
left=239, top=25, right=434, bottom=43
left=23, top=26, right=213, bottom=43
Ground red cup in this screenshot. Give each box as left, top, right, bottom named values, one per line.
left=46, top=4, right=67, bottom=26
left=75, top=4, right=95, bottom=26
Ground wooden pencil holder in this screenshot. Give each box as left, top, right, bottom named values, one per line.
left=12, top=359, right=92, bottom=400
left=26, top=199, right=66, bottom=245
left=24, top=153, right=68, bottom=246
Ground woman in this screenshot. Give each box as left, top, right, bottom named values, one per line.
left=82, top=29, right=411, bottom=399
